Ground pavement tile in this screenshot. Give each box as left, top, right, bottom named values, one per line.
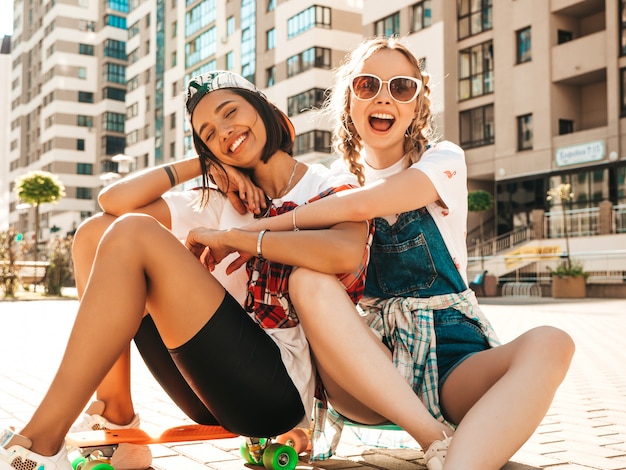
left=1, top=297, right=625, bottom=469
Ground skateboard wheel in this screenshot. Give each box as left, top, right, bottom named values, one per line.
left=275, top=428, right=309, bottom=453
left=71, top=455, right=87, bottom=470
left=240, top=440, right=264, bottom=465
left=81, top=461, right=114, bottom=470
left=262, top=443, right=298, bottom=470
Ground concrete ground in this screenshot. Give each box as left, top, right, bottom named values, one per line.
left=0, top=295, right=624, bottom=469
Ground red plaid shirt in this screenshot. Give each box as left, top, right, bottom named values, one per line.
left=245, top=184, right=373, bottom=328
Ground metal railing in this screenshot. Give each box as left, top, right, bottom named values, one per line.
left=468, top=250, right=626, bottom=284
left=544, top=207, right=600, bottom=238
left=468, top=226, right=532, bottom=259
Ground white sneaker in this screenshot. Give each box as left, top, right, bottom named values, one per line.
left=70, top=401, right=152, bottom=470
left=424, top=432, right=452, bottom=470
left=1, top=428, right=72, bottom=470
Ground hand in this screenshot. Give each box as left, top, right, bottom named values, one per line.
left=185, top=227, right=235, bottom=271
left=209, top=163, right=267, bottom=216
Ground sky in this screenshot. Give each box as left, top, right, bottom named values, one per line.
left=1, top=1, right=13, bottom=37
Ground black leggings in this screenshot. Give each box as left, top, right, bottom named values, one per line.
left=133, top=292, right=305, bottom=437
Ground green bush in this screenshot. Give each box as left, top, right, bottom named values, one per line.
left=549, top=259, right=589, bottom=278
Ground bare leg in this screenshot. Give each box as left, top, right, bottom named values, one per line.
left=440, top=326, right=575, bottom=469
left=289, top=268, right=452, bottom=451
left=72, top=213, right=135, bottom=425
left=22, top=214, right=227, bottom=456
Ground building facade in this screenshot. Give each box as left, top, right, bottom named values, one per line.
left=4, top=0, right=626, bottom=248
left=7, top=0, right=129, bottom=244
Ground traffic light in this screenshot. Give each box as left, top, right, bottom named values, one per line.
left=15, top=233, right=23, bottom=242
left=50, top=225, right=60, bottom=233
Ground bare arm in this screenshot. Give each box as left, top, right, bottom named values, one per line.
left=98, top=157, right=204, bottom=218
left=187, top=221, right=369, bottom=275
left=243, top=168, right=439, bottom=232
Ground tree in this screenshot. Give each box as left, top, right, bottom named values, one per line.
left=468, top=189, right=494, bottom=244
left=14, top=171, right=66, bottom=285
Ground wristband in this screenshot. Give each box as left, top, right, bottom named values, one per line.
left=164, top=166, right=176, bottom=187
left=257, top=229, right=270, bottom=259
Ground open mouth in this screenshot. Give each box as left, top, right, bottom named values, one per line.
left=369, top=112, right=395, bottom=132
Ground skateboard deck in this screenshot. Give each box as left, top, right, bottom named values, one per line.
left=66, top=423, right=237, bottom=447
left=67, top=424, right=308, bottom=470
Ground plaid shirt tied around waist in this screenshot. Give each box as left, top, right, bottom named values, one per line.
left=310, top=289, right=500, bottom=461
left=245, top=184, right=374, bottom=329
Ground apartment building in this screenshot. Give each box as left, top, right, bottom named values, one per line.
left=5, top=0, right=626, bottom=246
left=0, top=36, right=11, bottom=231
left=363, top=0, right=625, bottom=240
left=7, top=0, right=129, bottom=244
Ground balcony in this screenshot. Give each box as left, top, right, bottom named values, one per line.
left=551, top=30, right=606, bottom=85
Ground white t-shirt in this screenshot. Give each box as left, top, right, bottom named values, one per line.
left=331, top=141, right=469, bottom=285
left=163, top=163, right=358, bottom=425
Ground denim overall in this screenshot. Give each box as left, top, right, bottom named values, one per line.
left=365, top=207, right=490, bottom=385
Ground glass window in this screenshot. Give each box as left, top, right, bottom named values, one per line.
left=287, top=88, right=327, bottom=116
left=558, top=119, right=574, bottom=135
left=77, top=115, right=93, bottom=127
left=185, top=27, right=216, bottom=68
left=294, top=130, right=332, bottom=156
left=77, top=140, right=86, bottom=152
left=227, top=16, right=235, bottom=36
left=185, top=0, right=217, bottom=36
left=458, top=0, right=492, bottom=40
left=557, top=29, right=573, bottom=44
left=266, top=66, right=275, bottom=87
left=104, top=39, right=126, bottom=59
left=107, top=0, right=129, bottom=13
left=619, top=0, right=626, bottom=55
left=105, top=14, right=127, bottom=29
left=77, top=162, right=92, bottom=174
left=459, top=104, right=494, bottom=149
left=517, top=114, right=532, bottom=151
left=411, top=0, right=432, bottom=32
left=104, top=112, right=125, bottom=133
left=226, top=51, right=234, bottom=70
left=78, top=91, right=94, bottom=103
left=516, top=27, right=531, bottom=64
left=621, top=67, right=626, bottom=117
left=79, top=43, right=94, bottom=55
left=104, top=136, right=126, bottom=155
left=267, top=28, right=275, bottom=50
left=104, top=63, right=126, bottom=84
left=374, top=12, right=400, bottom=37
left=287, top=6, right=331, bottom=39
left=458, top=41, right=493, bottom=100
left=286, top=47, right=331, bottom=77
left=76, top=187, right=92, bottom=200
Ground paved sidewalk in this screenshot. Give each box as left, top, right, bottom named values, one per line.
left=0, top=296, right=625, bottom=469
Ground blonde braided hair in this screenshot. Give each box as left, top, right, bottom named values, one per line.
left=324, top=37, right=434, bottom=186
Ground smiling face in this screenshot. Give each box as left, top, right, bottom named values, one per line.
left=191, top=89, right=267, bottom=169
left=348, top=48, right=421, bottom=165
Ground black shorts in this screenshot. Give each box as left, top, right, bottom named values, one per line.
left=134, top=292, right=305, bottom=437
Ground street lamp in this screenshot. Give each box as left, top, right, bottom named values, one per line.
left=112, top=153, right=135, bottom=176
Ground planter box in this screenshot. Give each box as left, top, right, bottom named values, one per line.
left=551, top=275, right=586, bottom=298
